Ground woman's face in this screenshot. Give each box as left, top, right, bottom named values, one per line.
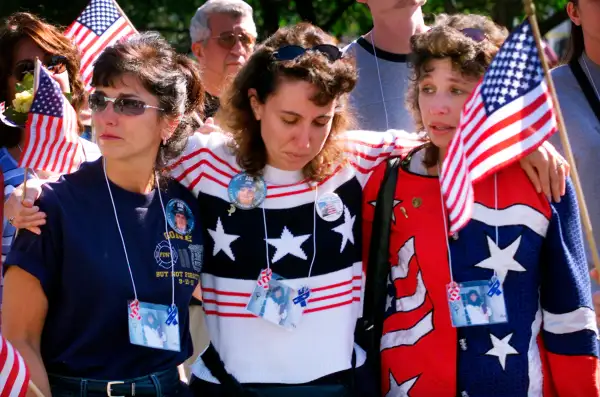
left=93, top=73, right=168, bottom=162
left=250, top=79, right=336, bottom=171
left=470, top=292, right=478, bottom=302
left=7, top=37, right=70, bottom=102
left=569, top=0, right=600, bottom=48
left=417, top=58, right=479, bottom=154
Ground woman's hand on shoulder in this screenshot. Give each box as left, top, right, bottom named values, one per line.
left=5, top=180, right=47, bottom=235
left=196, top=117, right=223, bottom=135
left=519, top=141, right=569, bottom=203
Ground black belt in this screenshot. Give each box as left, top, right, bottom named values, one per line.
left=48, top=367, right=180, bottom=396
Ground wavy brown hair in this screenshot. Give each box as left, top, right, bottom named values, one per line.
left=406, top=14, right=508, bottom=166
left=0, top=13, right=86, bottom=146
left=217, top=22, right=357, bottom=181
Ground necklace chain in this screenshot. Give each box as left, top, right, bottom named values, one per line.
left=582, top=56, right=600, bottom=100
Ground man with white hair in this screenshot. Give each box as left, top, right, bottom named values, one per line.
left=190, top=0, right=257, bottom=119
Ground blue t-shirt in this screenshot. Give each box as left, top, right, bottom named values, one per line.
left=5, top=158, right=203, bottom=379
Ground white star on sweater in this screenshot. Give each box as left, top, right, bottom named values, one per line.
left=266, top=226, right=311, bottom=263
left=485, top=333, right=519, bottom=370
left=208, top=217, right=240, bottom=261
left=386, top=371, right=418, bottom=397
left=474, top=235, right=525, bottom=283
left=332, top=206, right=356, bottom=253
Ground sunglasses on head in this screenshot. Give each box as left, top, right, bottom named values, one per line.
left=459, top=28, right=488, bottom=43
left=273, top=45, right=343, bottom=62
left=212, top=31, right=255, bottom=50
left=12, top=55, right=68, bottom=80
left=89, top=93, right=164, bottom=116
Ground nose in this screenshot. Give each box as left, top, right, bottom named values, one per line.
left=92, top=101, right=119, bottom=126
left=293, top=126, right=311, bottom=150
left=429, top=95, right=451, bottom=116
left=229, top=38, right=249, bottom=57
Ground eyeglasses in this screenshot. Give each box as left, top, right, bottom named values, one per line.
left=459, top=28, right=488, bottom=43
left=12, top=55, right=68, bottom=79
left=89, top=93, right=164, bottom=116
left=273, top=45, right=343, bottom=63
left=211, top=31, right=255, bottom=50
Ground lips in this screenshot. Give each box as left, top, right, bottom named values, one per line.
left=428, top=122, right=456, bottom=135
left=98, top=133, right=122, bottom=140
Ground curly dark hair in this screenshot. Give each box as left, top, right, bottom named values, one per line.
left=92, top=32, right=204, bottom=172
left=216, top=22, right=357, bottom=182
left=406, top=14, right=508, bottom=166
left=0, top=12, right=86, bottom=147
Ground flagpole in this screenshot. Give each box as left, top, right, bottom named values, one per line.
left=28, top=380, right=45, bottom=397
left=111, top=0, right=137, bottom=33
left=22, top=59, right=42, bottom=201
left=523, top=0, right=600, bottom=274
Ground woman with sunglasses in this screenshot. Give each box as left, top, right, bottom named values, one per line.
left=362, top=14, right=599, bottom=396
left=2, top=32, right=204, bottom=397
left=0, top=12, right=100, bottom=327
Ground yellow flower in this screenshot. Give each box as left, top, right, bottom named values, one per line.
left=12, top=90, right=33, bottom=113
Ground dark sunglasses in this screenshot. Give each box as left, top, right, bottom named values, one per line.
left=212, top=31, right=255, bottom=50
left=12, top=55, right=68, bottom=79
left=89, top=93, right=164, bottom=116
left=459, top=28, right=487, bottom=43
left=273, top=45, right=343, bottom=62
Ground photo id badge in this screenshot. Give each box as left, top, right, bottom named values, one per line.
left=246, top=272, right=305, bottom=330
left=446, top=278, right=508, bottom=328
left=128, top=300, right=181, bottom=352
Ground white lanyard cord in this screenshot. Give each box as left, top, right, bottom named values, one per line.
left=370, top=30, right=390, bottom=130
left=438, top=164, right=454, bottom=282
left=262, top=184, right=318, bottom=278
left=103, top=158, right=175, bottom=306
left=438, top=163, right=500, bottom=283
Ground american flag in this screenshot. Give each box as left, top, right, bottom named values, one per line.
left=21, top=62, right=82, bottom=174
left=0, top=335, right=29, bottom=397
left=64, top=0, right=136, bottom=89
left=440, top=20, right=558, bottom=234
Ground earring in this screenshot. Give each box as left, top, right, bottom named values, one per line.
left=162, top=137, right=168, bottom=145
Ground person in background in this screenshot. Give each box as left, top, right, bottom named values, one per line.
left=549, top=0, right=600, bottom=321
left=189, top=0, right=257, bottom=120
left=0, top=12, right=100, bottom=328
left=343, top=0, right=428, bottom=132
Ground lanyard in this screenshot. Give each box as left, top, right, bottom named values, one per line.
left=103, top=158, right=176, bottom=308
left=438, top=165, right=500, bottom=283
left=261, top=184, right=318, bottom=279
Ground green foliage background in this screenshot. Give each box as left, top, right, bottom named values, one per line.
left=0, top=0, right=570, bottom=53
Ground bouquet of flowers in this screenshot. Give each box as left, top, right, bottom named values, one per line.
left=1, top=71, right=72, bottom=128
left=1, top=73, right=34, bottom=127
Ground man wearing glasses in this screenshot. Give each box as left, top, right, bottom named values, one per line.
left=190, top=0, right=257, bottom=119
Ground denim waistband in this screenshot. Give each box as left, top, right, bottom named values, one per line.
left=48, top=367, right=180, bottom=397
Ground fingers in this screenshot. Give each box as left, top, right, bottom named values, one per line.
left=591, top=269, right=599, bottom=284
left=521, top=162, right=542, bottom=194
left=24, top=184, right=43, bottom=203
left=205, top=117, right=215, bottom=125
left=549, top=155, right=561, bottom=203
